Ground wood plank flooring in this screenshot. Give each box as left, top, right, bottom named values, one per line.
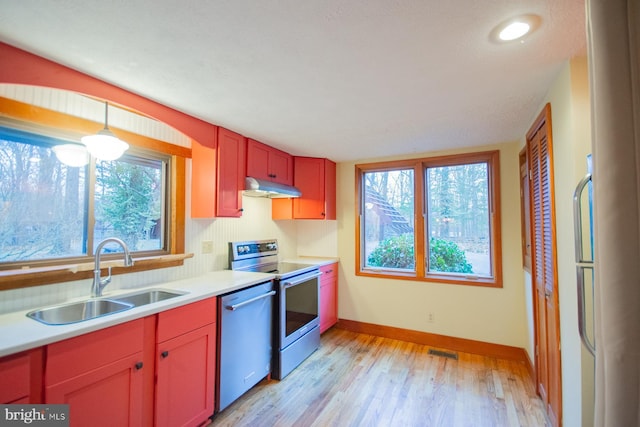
left=211, top=328, right=549, bottom=427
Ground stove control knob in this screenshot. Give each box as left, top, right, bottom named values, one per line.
left=243, top=245, right=251, bottom=253
left=237, top=246, right=245, bottom=253
left=268, top=243, right=277, bottom=250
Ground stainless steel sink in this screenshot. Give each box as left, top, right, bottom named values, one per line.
left=26, top=299, right=134, bottom=325
left=113, top=289, right=187, bottom=307
left=26, top=288, right=188, bottom=326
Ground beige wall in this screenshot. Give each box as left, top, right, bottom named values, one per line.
left=522, top=56, right=593, bottom=427
left=336, top=142, right=528, bottom=348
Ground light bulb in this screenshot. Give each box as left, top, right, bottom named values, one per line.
left=52, top=144, right=89, bottom=167
left=499, top=22, right=531, bottom=41
left=82, top=129, right=129, bottom=161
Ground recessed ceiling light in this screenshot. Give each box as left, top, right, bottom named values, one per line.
left=490, top=14, right=541, bottom=43
left=499, top=22, right=531, bottom=41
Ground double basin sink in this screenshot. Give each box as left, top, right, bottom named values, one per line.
left=26, top=289, right=187, bottom=326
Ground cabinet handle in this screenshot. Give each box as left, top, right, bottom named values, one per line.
left=321, top=212, right=326, bottom=216
left=135, top=362, right=143, bottom=370
left=239, top=208, right=244, bottom=212
left=325, top=269, right=333, bottom=274
left=161, top=351, right=169, bottom=359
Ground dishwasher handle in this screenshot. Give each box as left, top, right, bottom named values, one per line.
left=226, top=290, right=276, bottom=311
left=282, top=271, right=323, bottom=288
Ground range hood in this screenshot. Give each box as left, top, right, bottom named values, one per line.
left=243, top=177, right=302, bottom=198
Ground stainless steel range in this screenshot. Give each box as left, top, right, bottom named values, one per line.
left=229, top=239, right=322, bottom=380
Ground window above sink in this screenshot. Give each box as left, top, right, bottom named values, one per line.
left=0, top=92, right=192, bottom=291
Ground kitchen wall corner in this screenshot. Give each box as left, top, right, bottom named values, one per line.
left=295, top=220, right=339, bottom=258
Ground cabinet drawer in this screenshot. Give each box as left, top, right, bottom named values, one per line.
left=0, top=352, right=30, bottom=403
left=157, top=297, right=217, bottom=343
left=320, top=263, right=337, bottom=282
left=46, top=319, right=145, bottom=384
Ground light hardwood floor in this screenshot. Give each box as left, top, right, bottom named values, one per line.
left=211, top=328, right=549, bottom=427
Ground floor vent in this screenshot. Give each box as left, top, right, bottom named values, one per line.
left=428, top=349, right=459, bottom=360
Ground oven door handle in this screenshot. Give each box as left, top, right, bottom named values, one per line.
left=282, top=270, right=323, bottom=288
left=226, top=290, right=276, bottom=311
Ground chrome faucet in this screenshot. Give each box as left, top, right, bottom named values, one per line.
left=91, top=238, right=134, bottom=297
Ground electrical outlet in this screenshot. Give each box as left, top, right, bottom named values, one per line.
left=201, top=240, right=214, bottom=254
left=427, top=312, right=435, bottom=323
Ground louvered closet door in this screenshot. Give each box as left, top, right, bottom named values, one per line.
left=527, top=105, right=562, bottom=427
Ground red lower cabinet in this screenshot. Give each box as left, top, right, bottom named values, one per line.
left=0, top=348, right=43, bottom=404
left=155, top=298, right=217, bottom=427
left=46, top=352, right=144, bottom=426
left=319, top=263, right=338, bottom=333
left=39, top=297, right=217, bottom=427
left=45, top=320, right=146, bottom=427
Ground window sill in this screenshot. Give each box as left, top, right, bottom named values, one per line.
left=357, top=269, right=502, bottom=288
left=0, top=253, right=194, bottom=291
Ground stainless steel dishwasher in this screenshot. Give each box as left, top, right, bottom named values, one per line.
left=216, top=280, right=275, bottom=413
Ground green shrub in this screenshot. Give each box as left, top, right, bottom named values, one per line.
left=367, top=234, right=473, bottom=273
left=367, top=234, right=414, bottom=269
left=429, top=237, right=473, bottom=273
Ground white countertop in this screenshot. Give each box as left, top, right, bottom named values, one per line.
left=0, top=270, right=274, bottom=358
left=285, top=256, right=339, bottom=266
left=0, top=257, right=339, bottom=358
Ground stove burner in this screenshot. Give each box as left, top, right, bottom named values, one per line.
left=255, top=262, right=316, bottom=276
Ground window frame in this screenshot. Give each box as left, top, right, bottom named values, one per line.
left=356, top=150, right=502, bottom=288
left=0, top=96, right=191, bottom=290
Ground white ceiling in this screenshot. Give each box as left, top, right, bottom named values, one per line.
left=0, top=0, right=586, bottom=162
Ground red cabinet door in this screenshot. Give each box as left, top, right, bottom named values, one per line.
left=319, top=263, right=338, bottom=333
left=217, top=128, right=246, bottom=217
left=293, top=157, right=325, bottom=219
left=273, top=157, right=336, bottom=220
left=46, top=352, right=145, bottom=427
left=155, top=324, right=216, bottom=427
left=45, top=320, right=146, bottom=426
left=247, top=139, right=293, bottom=185
left=269, top=148, right=293, bottom=186
left=246, top=139, right=271, bottom=182
left=0, top=348, right=43, bottom=404
left=324, top=159, right=336, bottom=220
left=191, top=135, right=218, bottom=218
left=293, top=157, right=336, bottom=219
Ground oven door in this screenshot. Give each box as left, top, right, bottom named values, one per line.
left=279, top=269, right=322, bottom=349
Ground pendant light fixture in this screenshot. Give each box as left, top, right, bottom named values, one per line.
left=81, top=101, right=129, bottom=161
left=52, top=143, right=89, bottom=167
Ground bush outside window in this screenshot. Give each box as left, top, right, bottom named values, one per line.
left=356, top=150, right=502, bottom=287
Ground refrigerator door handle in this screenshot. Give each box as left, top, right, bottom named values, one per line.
left=573, top=173, right=596, bottom=357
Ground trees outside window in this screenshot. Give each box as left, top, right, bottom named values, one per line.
left=356, top=150, right=502, bottom=287
left=0, top=126, right=169, bottom=266
left=363, top=169, right=415, bottom=271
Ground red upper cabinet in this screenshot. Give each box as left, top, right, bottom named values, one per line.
left=216, top=128, right=246, bottom=217
left=246, top=139, right=293, bottom=186
left=274, top=157, right=336, bottom=220
left=191, top=132, right=218, bottom=218
left=191, top=127, right=246, bottom=218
